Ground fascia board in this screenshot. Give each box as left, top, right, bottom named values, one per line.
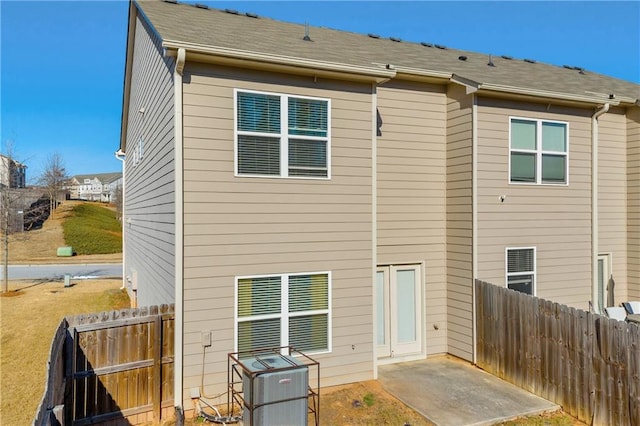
left=162, top=40, right=396, bottom=82
left=477, top=82, right=621, bottom=106
left=119, top=2, right=139, bottom=152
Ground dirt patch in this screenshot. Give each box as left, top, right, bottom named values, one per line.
left=6, top=200, right=122, bottom=264
left=316, top=380, right=432, bottom=425
left=0, top=289, right=24, bottom=297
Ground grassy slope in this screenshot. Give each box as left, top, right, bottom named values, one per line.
left=62, top=203, right=122, bottom=255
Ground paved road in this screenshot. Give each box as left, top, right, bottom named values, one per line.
left=1, top=264, right=123, bottom=280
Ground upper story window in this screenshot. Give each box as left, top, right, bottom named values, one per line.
left=235, top=90, right=330, bottom=179
left=506, top=247, right=536, bottom=295
left=510, top=118, right=568, bottom=185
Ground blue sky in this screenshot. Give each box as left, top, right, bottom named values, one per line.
left=2, top=1, right=638, bottom=180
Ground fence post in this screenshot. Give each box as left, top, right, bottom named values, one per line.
left=153, top=311, right=162, bottom=422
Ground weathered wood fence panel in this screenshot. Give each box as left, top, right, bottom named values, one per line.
left=475, top=280, right=640, bottom=425
left=33, top=319, right=68, bottom=426
left=34, top=305, right=175, bottom=426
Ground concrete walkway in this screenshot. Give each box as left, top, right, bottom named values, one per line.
left=378, top=356, right=559, bottom=426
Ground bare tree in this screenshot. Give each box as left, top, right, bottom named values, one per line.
left=1, top=145, right=27, bottom=293
left=113, top=183, right=123, bottom=221
left=39, top=153, right=67, bottom=213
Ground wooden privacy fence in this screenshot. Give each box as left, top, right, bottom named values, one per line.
left=34, top=305, right=175, bottom=426
left=475, top=280, right=640, bottom=425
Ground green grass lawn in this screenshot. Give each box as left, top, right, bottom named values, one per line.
left=62, top=203, right=122, bottom=254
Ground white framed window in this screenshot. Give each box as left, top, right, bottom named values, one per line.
left=132, top=137, right=144, bottom=167
left=234, top=89, right=331, bottom=179
left=235, top=271, right=331, bottom=354
left=509, top=117, right=568, bottom=185
left=506, top=247, right=536, bottom=295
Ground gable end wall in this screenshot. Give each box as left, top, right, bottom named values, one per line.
left=123, top=15, right=176, bottom=306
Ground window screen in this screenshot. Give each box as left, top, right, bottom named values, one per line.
left=507, top=248, right=535, bottom=295
left=237, top=273, right=330, bottom=354
left=510, top=118, right=567, bottom=184
left=236, top=90, right=329, bottom=178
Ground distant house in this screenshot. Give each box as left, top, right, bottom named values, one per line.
left=119, top=0, right=639, bottom=417
left=0, top=154, right=27, bottom=188
left=67, top=172, right=122, bottom=202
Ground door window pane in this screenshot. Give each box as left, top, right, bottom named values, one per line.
left=376, top=271, right=385, bottom=346
left=396, top=269, right=416, bottom=343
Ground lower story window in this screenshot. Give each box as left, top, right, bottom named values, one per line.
left=506, top=247, right=535, bottom=295
left=236, top=272, right=330, bottom=354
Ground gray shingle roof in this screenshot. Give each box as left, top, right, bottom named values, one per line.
left=136, top=0, right=639, bottom=104
left=72, top=172, right=122, bottom=184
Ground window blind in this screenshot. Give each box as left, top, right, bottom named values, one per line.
left=507, top=249, right=534, bottom=273
left=237, top=276, right=281, bottom=317
left=237, top=135, right=280, bottom=175
left=237, top=92, right=280, bottom=133
left=289, top=274, right=329, bottom=312
left=288, top=97, right=328, bottom=137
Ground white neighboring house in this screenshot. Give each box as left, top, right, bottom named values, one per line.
left=68, top=172, right=122, bottom=202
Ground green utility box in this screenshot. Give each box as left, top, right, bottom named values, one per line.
left=57, top=246, right=74, bottom=257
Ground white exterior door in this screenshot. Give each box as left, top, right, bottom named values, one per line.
left=376, top=265, right=422, bottom=359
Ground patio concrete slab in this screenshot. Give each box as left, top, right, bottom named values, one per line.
left=378, top=356, right=559, bottom=426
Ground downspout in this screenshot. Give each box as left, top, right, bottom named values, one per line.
left=592, top=103, right=609, bottom=313
left=371, top=81, right=378, bottom=379
left=471, top=94, right=478, bottom=364
left=114, top=149, right=126, bottom=290
left=174, top=47, right=186, bottom=412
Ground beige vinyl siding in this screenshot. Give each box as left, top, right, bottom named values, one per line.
left=123, top=16, right=175, bottom=306
left=628, top=107, right=640, bottom=300
left=598, top=108, right=627, bottom=304
left=376, top=80, right=447, bottom=356
left=476, top=97, right=593, bottom=310
left=446, top=84, right=474, bottom=361
left=181, top=64, right=374, bottom=397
